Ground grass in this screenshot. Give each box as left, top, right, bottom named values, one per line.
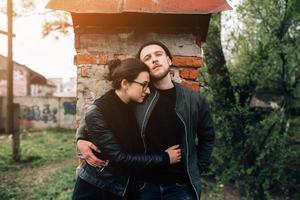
left=0, top=129, right=240, bottom=200
left=0, top=129, right=75, bottom=172
left=0, top=129, right=78, bottom=200
left=30, top=163, right=77, bottom=200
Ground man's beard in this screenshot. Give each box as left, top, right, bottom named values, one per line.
left=150, top=68, right=170, bottom=81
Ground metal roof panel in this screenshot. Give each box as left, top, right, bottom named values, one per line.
left=46, top=0, right=232, bottom=14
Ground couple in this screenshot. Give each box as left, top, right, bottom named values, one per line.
left=73, top=41, right=215, bottom=200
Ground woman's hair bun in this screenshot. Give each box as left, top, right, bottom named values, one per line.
left=107, top=59, right=121, bottom=81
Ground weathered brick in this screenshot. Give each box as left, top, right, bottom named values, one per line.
left=195, top=35, right=202, bottom=48
left=74, top=34, right=80, bottom=50
left=181, top=80, right=200, bottom=91
left=179, top=68, right=198, bottom=80
left=115, top=53, right=135, bottom=60
left=74, top=54, right=108, bottom=65
left=172, top=56, right=203, bottom=68
left=80, top=66, right=91, bottom=77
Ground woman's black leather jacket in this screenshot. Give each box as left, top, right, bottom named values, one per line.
left=78, top=90, right=169, bottom=196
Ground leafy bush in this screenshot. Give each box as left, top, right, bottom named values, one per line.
left=203, top=0, right=300, bottom=198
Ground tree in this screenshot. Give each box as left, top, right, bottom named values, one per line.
left=204, top=0, right=300, bottom=199
left=0, top=0, right=72, bottom=39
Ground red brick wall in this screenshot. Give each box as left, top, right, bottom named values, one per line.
left=173, top=55, right=203, bottom=91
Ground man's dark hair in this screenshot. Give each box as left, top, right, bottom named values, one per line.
left=137, top=41, right=173, bottom=60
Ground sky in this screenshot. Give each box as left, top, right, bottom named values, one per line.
left=0, top=1, right=76, bottom=80
left=221, top=0, right=242, bottom=61
left=0, top=0, right=238, bottom=80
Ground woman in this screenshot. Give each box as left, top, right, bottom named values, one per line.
left=72, top=58, right=181, bottom=200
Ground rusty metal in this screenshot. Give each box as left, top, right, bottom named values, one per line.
left=46, top=0, right=231, bottom=14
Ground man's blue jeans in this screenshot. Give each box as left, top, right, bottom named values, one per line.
left=135, top=182, right=198, bottom=200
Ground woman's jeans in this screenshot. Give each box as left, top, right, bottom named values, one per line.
left=136, top=182, right=198, bottom=200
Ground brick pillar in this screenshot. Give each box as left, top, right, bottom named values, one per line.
left=74, top=33, right=203, bottom=128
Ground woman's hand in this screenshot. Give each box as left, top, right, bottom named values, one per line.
left=165, top=144, right=181, bottom=164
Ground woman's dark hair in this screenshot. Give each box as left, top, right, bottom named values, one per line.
left=106, top=58, right=149, bottom=89
left=137, top=41, right=172, bottom=60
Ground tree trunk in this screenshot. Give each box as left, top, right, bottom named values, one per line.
left=203, top=13, right=235, bottom=110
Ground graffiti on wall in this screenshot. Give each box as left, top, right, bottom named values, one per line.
left=20, top=104, right=58, bottom=123
left=63, top=101, right=76, bottom=115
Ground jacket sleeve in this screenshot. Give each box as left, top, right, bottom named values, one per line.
left=75, top=117, right=90, bottom=157
left=197, top=94, right=215, bottom=173
left=85, top=105, right=169, bottom=169
left=75, top=116, right=88, bottom=141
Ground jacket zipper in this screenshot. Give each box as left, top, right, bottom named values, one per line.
left=141, top=91, right=158, bottom=152
left=175, top=109, right=200, bottom=200
left=122, top=176, right=131, bottom=197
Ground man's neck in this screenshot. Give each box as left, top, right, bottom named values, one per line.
left=153, top=73, right=174, bottom=90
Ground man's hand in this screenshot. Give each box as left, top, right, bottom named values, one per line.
left=77, top=140, right=108, bottom=167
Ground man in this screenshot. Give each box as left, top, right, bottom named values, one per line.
left=76, top=41, right=215, bottom=200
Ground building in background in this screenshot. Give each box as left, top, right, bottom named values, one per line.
left=0, top=55, right=77, bottom=132
left=63, top=77, right=76, bottom=94
left=48, top=78, right=64, bottom=93
left=0, top=55, right=56, bottom=97
left=49, top=77, right=76, bottom=97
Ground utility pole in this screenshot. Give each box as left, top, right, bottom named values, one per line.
left=6, top=0, right=20, bottom=161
